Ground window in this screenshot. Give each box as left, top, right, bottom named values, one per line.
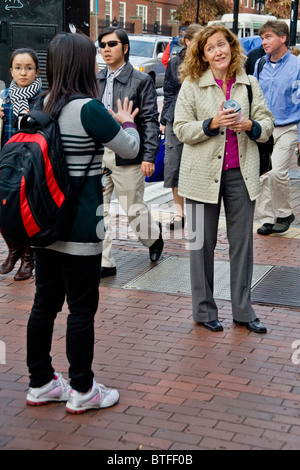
left=136, top=4, right=147, bottom=24
left=119, top=2, right=126, bottom=28
left=156, top=7, right=162, bottom=26
left=170, top=9, right=177, bottom=20
left=105, top=0, right=112, bottom=27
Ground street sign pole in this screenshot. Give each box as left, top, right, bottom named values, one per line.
left=233, top=0, right=239, bottom=35
left=290, top=0, right=299, bottom=46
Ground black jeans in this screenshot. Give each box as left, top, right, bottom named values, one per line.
left=27, top=248, right=101, bottom=393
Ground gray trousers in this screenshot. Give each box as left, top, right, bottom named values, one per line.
left=187, top=168, right=256, bottom=323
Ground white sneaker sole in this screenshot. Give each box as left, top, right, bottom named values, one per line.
left=65, top=391, right=120, bottom=414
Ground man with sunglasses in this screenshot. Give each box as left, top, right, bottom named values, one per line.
left=97, top=27, right=163, bottom=278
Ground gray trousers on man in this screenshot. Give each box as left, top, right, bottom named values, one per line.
left=186, top=168, right=256, bottom=324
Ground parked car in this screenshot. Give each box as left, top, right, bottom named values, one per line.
left=96, top=34, right=172, bottom=88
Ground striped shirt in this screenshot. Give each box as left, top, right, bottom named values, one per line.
left=46, top=97, right=139, bottom=256
left=102, top=63, right=126, bottom=110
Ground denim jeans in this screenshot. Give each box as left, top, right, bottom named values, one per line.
left=27, top=248, right=101, bottom=393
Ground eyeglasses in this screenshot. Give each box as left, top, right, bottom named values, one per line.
left=99, top=40, right=122, bottom=49
left=12, top=66, right=36, bottom=72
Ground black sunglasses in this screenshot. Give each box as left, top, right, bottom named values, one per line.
left=99, top=40, right=121, bottom=49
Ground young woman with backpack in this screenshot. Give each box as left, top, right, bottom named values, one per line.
left=0, top=48, right=42, bottom=281
left=25, top=32, right=140, bottom=414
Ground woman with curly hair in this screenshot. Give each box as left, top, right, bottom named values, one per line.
left=174, top=25, right=274, bottom=334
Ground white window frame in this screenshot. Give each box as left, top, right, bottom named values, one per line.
left=156, top=7, right=162, bottom=25
left=105, top=0, right=112, bottom=25
left=170, top=9, right=176, bottom=20
left=119, top=1, right=126, bottom=27
left=136, top=4, right=148, bottom=24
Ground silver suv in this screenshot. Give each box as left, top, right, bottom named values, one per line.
left=96, top=34, right=172, bottom=88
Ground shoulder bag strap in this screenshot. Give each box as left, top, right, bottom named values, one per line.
left=257, top=55, right=266, bottom=79
left=0, top=97, right=4, bottom=150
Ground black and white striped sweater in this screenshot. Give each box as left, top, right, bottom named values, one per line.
left=46, top=97, right=139, bottom=256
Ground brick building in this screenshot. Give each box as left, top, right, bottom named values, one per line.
left=90, top=0, right=263, bottom=39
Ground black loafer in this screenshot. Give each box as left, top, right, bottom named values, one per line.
left=272, top=213, right=295, bottom=233
left=149, top=222, right=164, bottom=262
left=257, top=223, right=274, bottom=235
left=200, top=320, right=223, bottom=332
left=234, top=318, right=267, bottom=334
left=101, top=266, right=117, bottom=278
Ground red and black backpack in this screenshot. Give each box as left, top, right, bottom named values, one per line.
left=0, top=98, right=95, bottom=247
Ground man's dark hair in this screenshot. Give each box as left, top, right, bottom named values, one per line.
left=98, top=27, right=130, bottom=62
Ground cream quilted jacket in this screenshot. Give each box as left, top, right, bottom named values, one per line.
left=173, top=69, right=274, bottom=203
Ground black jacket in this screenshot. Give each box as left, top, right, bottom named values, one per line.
left=160, top=48, right=185, bottom=125
left=245, top=45, right=265, bottom=76
left=98, top=62, right=160, bottom=166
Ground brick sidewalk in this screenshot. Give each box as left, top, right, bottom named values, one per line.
left=0, top=177, right=300, bottom=450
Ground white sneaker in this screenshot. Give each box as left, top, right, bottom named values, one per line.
left=65, top=380, right=120, bottom=414
left=26, top=373, right=71, bottom=406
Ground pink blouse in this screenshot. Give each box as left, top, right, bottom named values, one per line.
left=215, top=77, right=240, bottom=170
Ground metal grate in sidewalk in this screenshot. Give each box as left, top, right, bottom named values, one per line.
left=101, top=249, right=300, bottom=308
left=123, top=256, right=273, bottom=303
left=251, top=265, right=300, bottom=308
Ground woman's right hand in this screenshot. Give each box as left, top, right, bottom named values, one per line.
left=108, top=97, right=139, bottom=124
left=209, top=102, right=240, bottom=131
left=0, top=107, right=4, bottom=119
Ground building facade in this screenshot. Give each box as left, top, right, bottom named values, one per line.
left=90, top=0, right=181, bottom=29
left=90, top=0, right=263, bottom=39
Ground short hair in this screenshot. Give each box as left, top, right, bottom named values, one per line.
left=259, top=20, right=290, bottom=46
left=179, top=23, right=203, bottom=47
left=179, top=24, right=246, bottom=82
left=98, top=27, right=130, bottom=62
left=10, top=48, right=39, bottom=70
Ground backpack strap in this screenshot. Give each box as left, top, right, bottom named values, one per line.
left=257, top=55, right=266, bottom=79
left=246, top=83, right=253, bottom=120
left=21, top=109, right=53, bottom=128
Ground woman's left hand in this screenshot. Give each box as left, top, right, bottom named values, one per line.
left=228, top=113, right=253, bottom=133
left=108, top=97, right=139, bottom=124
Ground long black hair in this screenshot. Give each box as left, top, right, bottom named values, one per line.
left=42, top=33, right=99, bottom=118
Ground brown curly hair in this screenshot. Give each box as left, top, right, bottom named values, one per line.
left=179, top=24, right=247, bottom=83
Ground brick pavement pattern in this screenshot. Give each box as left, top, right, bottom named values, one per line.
left=0, top=163, right=300, bottom=450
